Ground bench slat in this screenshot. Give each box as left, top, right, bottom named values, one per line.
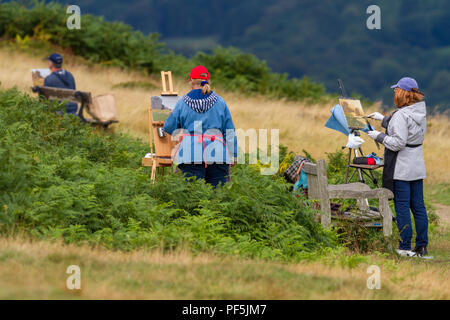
left=35, top=86, right=92, bottom=104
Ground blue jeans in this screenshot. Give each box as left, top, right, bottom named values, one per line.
left=66, top=102, right=78, bottom=115
left=393, top=180, right=429, bottom=250
left=178, top=163, right=230, bottom=188
left=57, top=103, right=78, bottom=116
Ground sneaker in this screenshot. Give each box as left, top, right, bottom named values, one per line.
left=396, top=249, right=417, bottom=257
left=413, top=246, right=428, bottom=257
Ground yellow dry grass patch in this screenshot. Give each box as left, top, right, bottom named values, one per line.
left=0, top=237, right=449, bottom=300
left=1, top=46, right=448, bottom=184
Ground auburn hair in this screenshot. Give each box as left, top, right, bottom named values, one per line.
left=191, top=78, right=211, bottom=95
left=394, top=88, right=424, bottom=107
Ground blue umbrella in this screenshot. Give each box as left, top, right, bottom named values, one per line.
left=325, top=104, right=351, bottom=136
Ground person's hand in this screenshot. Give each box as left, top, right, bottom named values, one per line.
left=367, top=130, right=381, bottom=140
left=367, top=112, right=384, bottom=121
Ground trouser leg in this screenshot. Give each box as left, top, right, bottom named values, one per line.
left=410, top=179, right=429, bottom=248
left=393, top=180, right=412, bottom=250
left=205, top=164, right=230, bottom=188
left=66, top=102, right=78, bottom=115
left=178, top=164, right=206, bottom=182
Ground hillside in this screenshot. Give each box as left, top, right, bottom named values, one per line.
left=0, top=2, right=449, bottom=301
left=0, top=77, right=338, bottom=257
left=2, top=46, right=449, bottom=186
left=0, top=1, right=327, bottom=103
left=0, top=63, right=449, bottom=298
left=51, top=0, right=450, bottom=110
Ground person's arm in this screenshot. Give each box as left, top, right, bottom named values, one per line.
left=44, top=75, right=54, bottom=87
left=222, top=103, right=238, bottom=160
left=375, top=112, right=408, bottom=152
left=71, top=73, right=76, bottom=90
left=162, top=103, right=182, bottom=135
left=367, top=112, right=389, bottom=128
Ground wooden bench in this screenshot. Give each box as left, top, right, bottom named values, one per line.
left=32, top=86, right=118, bottom=128
left=303, top=159, right=394, bottom=238
left=142, top=95, right=181, bottom=183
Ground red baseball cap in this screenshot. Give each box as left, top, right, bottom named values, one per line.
left=189, top=65, right=210, bottom=81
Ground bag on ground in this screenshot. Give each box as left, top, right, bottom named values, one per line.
left=89, top=94, right=119, bottom=122
left=284, top=155, right=311, bottom=183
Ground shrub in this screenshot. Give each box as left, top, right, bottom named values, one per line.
left=195, top=47, right=326, bottom=101
left=0, top=88, right=336, bottom=260
left=0, top=1, right=162, bottom=73
left=0, top=1, right=328, bottom=102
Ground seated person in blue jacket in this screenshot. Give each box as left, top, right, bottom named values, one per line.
left=44, top=53, right=78, bottom=115
left=163, top=65, right=238, bottom=187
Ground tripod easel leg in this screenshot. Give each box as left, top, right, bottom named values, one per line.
left=151, top=159, right=157, bottom=183
left=344, top=148, right=351, bottom=183
left=368, top=169, right=379, bottom=187
left=354, top=149, right=364, bottom=183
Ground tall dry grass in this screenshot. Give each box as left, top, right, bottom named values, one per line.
left=0, top=46, right=448, bottom=300
left=0, top=237, right=449, bottom=299
left=1, top=46, right=449, bottom=184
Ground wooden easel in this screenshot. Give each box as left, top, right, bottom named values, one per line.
left=336, top=81, right=382, bottom=187
left=160, top=71, right=178, bottom=96
left=141, top=71, right=180, bottom=183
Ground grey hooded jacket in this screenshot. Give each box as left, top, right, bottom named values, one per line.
left=376, top=101, right=427, bottom=181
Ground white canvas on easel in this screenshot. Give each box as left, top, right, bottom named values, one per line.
left=31, top=68, right=51, bottom=86
left=339, top=98, right=366, bottom=130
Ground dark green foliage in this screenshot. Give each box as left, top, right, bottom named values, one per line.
left=0, top=88, right=336, bottom=259
left=51, top=0, right=450, bottom=110
left=333, top=220, right=389, bottom=254
left=195, top=47, right=326, bottom=101
left=0, top=1, right=328, bottom=102
left=0, top=1, right=162, bottom=73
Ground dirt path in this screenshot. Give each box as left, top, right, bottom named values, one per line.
left=434, top=204, right=450, bottom=224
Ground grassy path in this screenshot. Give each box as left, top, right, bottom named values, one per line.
left=434, top=204, right=450, bottom=224
left=0, top=229, right=448, bottom=300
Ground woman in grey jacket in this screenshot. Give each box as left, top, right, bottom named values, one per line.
left=367, top=77, right=428, bottom=257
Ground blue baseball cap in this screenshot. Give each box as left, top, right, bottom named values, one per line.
left=390, top=77, right=419, bottom=92
left=46, top=53, right=63, bottom=65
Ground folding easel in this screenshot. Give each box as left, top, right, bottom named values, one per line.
left=142, top=71, right=180, bottom=183
left=160, top=71, right=178, bottom=96
left=337, top=79, right=383, bottom=187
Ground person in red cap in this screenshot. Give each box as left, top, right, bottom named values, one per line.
left=163, top=65, right=238, bottom=187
